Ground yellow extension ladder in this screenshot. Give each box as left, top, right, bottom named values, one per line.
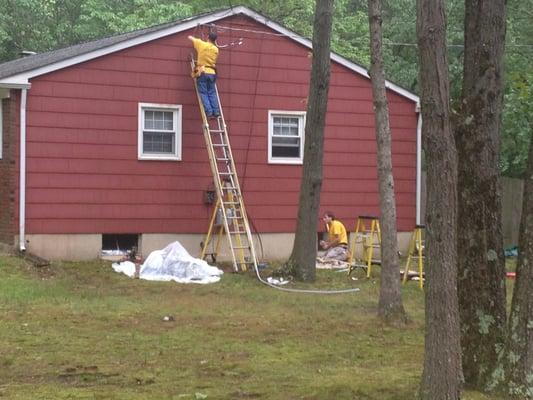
left=402, top=225, right=425, bottom=289
left=348, top=215, right=381, bottom=278
left=191, top=61, right=258, bottom=273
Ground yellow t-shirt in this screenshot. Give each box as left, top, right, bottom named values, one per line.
left=192, top=38, right=218, bottom=75
left=327, top=220, right=348, bottom=245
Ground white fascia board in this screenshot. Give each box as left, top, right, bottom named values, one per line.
left=0, top=81, right=31, bottom=89
left=0, top=5, right=418, bottom=105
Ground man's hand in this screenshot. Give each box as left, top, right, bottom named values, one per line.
left=320, top=240, right=328, bottom=249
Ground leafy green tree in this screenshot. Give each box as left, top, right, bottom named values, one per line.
left=500, top=2, right=533, bottom=177
left=0, top=0, right=192, bottom=62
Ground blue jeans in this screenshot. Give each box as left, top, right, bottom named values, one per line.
left=197, top=73, right=220, bottom=116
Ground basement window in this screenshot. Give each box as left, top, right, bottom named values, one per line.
left=268, top=110, right=305, bottom=164
left=102, top=234, right=139, bottom=256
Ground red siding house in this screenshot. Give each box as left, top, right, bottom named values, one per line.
left=0, top=6, right=420, bottom=260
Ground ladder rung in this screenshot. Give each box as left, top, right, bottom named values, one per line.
left=192, top=66, right=257, bottom=272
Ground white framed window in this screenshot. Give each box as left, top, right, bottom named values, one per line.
left=268, top=110, right=306, bottom=164
left=138, top=103, right=182, bottom=160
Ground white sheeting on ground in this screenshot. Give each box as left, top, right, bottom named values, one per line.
left=112, top=241, right=223, bottom=284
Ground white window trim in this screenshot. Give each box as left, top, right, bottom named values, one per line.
left=268, top=110, right=306, bottom=165
left=138, top=102, right=182, bottom=161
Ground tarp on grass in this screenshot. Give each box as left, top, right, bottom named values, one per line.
left=112, top=241, right=223, bottom=284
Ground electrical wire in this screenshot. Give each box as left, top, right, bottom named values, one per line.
left=208, top=22, right=533, bottom=50
left=237, top=29, right=265, bottom=261
left=225, top=32, right=360, bottom=295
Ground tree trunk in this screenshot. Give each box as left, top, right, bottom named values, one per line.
left=287, top=0, right=334, bottom=282
left=488, top=128, right=533, bottom=398
left=455, top=0, right=507, bottom=389
left=416, top=0, right=463, bottom=398
left=367, top=0, right=407, bottom=325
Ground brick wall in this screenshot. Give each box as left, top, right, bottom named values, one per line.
left=0, top=95, right=16, bottom=244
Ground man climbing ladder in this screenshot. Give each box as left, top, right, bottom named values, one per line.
left=189, top=32, right=258, bottom=273
left=188, top=32, right=220, bottom=118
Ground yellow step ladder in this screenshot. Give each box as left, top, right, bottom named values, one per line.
left=402, top=225, right=425, bottom=289
left=348, top=215, right=381, bottom=277
left=191, top=60, right=258, bottom=273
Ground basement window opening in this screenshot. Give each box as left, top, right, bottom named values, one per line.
left=101, top=234, right=139, bottom=257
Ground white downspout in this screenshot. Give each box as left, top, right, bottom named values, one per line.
left=19, top=88, right=27, bottom=251
left=415, top=104, right=422, bottom=226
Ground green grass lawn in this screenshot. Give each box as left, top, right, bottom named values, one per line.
left=0, top=256, right=508, bottom=399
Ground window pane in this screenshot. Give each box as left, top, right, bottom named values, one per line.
left=143, top=131, right=175, bottom=153
left=164, top=113, right=173, bottom=130
left=273, top=116, right=300, bottom=137
left=272, top=145, right=300, bottom=158
left=145, top=110, right=155, bottom=129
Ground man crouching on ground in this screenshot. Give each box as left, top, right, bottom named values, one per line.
left=319, top=211, right=349, bottom=261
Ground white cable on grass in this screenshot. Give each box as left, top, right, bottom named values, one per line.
left=252, top=264, right=361, bottom=294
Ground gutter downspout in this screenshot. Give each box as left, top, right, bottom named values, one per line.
left=19, top=88, right=27, bottom=251
left=415, top=104, right=422, bottom=226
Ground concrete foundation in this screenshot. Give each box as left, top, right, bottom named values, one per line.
left=16, top=231, right=413, bottom=262
left=142, top=233, right=296, bottom=263
left=21, top=234, right=101, bottom=260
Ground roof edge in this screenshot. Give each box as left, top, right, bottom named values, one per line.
left=0, top=5, right=419, bottom=104
left=0, top=81, right=31, bottom=89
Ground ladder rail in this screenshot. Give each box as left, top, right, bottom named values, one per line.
left=190, top=66, right=241, bottom=271
left=402, top=226, right=425, bottom=289
left=190, top=59, right=258, bottom=272
left=211, top=82, right=259, bottom=271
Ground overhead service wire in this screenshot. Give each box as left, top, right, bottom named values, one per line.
left=210, top=22, right=533, bottom=51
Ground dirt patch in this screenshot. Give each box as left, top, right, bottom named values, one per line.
left=56, top=365, right=120, bottom=387
left=0, top=243, right=15, bottom=256
left=230, top=389, right=263, bottom=398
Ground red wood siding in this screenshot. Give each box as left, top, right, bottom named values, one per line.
left=22, top=14, right=417, bottom=235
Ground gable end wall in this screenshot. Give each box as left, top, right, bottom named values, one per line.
left=13, top=14, right=417, bottom=247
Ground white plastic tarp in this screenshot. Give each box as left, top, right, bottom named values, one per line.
left=112, top=241, right=223, bottom=284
